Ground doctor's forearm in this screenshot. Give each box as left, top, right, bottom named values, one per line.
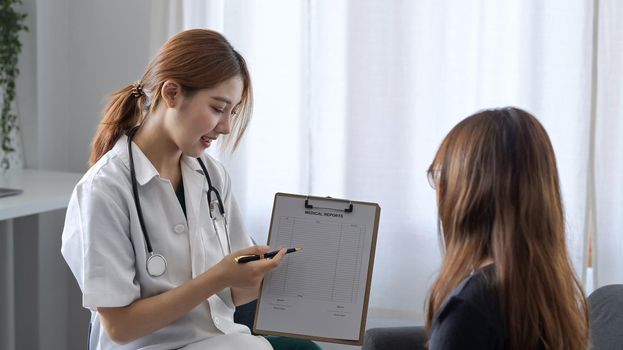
left=98, top=268, right=228, bottom=344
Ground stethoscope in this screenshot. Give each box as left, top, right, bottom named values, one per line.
left=127, top=127, right=232, bottom=277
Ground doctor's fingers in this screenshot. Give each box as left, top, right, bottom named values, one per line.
left=256, top=248, right=287, bottom=271
left=233, top=245, right=271, bottom=257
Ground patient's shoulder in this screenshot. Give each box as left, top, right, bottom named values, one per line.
left=430, top=265, right=504, bottom=349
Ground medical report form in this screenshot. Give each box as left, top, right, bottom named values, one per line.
left=253, top=193, right=380, bottom=345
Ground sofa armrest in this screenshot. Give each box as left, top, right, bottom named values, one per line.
left=363, top=326, right=427, bottom=350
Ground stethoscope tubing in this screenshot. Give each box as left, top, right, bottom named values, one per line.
left=196, top=155, right=232, bottom=256
left=127, top=126, right=230, bottom=277
left=128, top=127, right=154, bottom=253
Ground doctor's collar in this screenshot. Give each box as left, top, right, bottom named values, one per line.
left=181, top=154, right=206, bottom=175
left=116, top=134, right=159, bottom=186
left=115, top=135, right=209, bottom=185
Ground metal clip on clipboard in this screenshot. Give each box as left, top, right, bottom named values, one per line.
left=304, top=195, right=353, bottom=213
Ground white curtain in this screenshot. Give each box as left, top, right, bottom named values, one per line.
left=593, top=0, right=623, bottom=289
left=151, top=0, right=622, bottom=325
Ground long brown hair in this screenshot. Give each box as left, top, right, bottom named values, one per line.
left=425, top=107, right=589, bottom=349
left=89, top=29, right=253, bottom=166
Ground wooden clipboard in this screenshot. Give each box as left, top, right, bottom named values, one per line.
left=253, top=193, right=381, bottom=345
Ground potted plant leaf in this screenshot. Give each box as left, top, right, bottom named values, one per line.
left=0, top=0, right=28, bottom=171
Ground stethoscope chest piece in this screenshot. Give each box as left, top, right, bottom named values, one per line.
left=147, top=253, right=167, bottom=277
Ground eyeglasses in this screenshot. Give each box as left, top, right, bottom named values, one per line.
left=427, top=169, right=440, bottom=189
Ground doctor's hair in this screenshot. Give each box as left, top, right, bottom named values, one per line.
left=425, top=108, right=589, bottom=350
left=89, top=29, right=253, bottom=166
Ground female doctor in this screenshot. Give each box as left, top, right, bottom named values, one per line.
left=61, top=29, right=318, bottom=350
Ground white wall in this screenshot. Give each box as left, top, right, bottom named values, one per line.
left=36, top=0, right=154, bottom=172
left=11, top=0, right=155, bottom=348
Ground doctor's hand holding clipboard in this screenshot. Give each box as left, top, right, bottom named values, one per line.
left=60, top=29, right=319, bottom=350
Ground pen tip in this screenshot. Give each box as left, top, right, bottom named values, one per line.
left=295, top=247, right=301, bottom=251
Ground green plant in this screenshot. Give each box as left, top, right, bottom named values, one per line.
left=0, top=0, right=28, bottom=154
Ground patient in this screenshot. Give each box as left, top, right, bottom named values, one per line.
left=425, top=107, right=589, bottom=349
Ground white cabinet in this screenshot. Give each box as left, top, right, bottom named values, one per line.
left=0, top=169, right=82, bottom=350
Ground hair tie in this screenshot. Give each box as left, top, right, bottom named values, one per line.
left=131, top=81, right=145, bottom=98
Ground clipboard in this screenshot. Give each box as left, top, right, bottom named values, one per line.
left=253, top=193, right=381, bottom=345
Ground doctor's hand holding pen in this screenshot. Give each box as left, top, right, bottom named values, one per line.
left=213, top=245, right=288, bottom=306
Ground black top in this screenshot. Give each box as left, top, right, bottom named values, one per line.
left=429, top=265, right=506, bottom=350
left=175, top=179, right=186, bottom=219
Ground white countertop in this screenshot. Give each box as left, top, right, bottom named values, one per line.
left=0, top=169, right=83, bottom=221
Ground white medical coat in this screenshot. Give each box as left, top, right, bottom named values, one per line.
left=61, top=135, right=271, bottom=350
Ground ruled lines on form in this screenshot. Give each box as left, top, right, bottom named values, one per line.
left=265, top=216, right=365, bottom=303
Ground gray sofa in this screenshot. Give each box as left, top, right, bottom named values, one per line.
left=362, top=326, right=427, bottom=350
left=588, top=284, right=623, bottom=349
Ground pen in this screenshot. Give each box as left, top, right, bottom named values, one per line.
left=234, top=247, right=301, bottom=264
